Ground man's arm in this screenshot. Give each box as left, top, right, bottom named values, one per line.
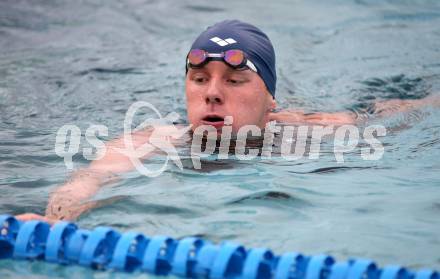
left=269, top=95, right=440, bottom=125
left=269, top=110, right=357, bottom=125
left=16, top=129, right=156, bottom=224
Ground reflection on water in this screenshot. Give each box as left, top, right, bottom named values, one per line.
left=1, top=0, right=440, bottom=276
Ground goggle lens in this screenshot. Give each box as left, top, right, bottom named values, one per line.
left=224, top=49, right=245, bottom=66
left=188, top=49, right=207, bottom=66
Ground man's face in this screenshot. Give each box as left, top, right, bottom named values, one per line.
left=185, top=61, right=276, bottom=133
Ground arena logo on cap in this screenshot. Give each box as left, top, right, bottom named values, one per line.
left=210, top=36, right=237, bottom=46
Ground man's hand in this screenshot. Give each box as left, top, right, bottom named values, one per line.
left=374, top=95, right=440, bottom=117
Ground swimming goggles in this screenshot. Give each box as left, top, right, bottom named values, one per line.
left=186, top=49, right=258, bottom=73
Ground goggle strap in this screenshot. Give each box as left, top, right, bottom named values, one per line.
left=246, top=60, right=258, bottom=73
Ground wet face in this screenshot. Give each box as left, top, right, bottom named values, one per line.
left=185, top=61, right=276, bottom=133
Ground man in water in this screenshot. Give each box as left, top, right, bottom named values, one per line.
left=17, top=20, right=439, bottom=224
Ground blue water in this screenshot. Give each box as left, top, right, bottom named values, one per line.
left=1, top=0, right=440, bottom=277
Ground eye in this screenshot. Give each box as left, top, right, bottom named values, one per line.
left=227, top=78, right=243, bottom=84
left=191, top=75, right=208, bottom=84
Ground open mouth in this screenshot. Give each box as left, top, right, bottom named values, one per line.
left=201, top=115, right=226, bottom=129
left=203, top=115, right=224, bottom=122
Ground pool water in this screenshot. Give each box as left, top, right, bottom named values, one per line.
left=1, top=0, right=440, bottom=276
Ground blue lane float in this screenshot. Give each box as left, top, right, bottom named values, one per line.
left=0, top=214, right=438, bottom=279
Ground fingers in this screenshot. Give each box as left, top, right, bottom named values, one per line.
left=15, top=213, right=59, bottom=225
left=16, top=213, right=45, bottom=221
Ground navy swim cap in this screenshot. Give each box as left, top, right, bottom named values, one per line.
left=188, top=20, right=277, bottom=98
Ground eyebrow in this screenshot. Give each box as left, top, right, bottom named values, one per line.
left=188, top=66, right=253, bottom=76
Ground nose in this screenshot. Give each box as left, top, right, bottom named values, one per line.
left=204, top=78, right=224, bottom=105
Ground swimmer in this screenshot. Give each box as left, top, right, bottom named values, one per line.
left=16, top=20, right=440, bottom=224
